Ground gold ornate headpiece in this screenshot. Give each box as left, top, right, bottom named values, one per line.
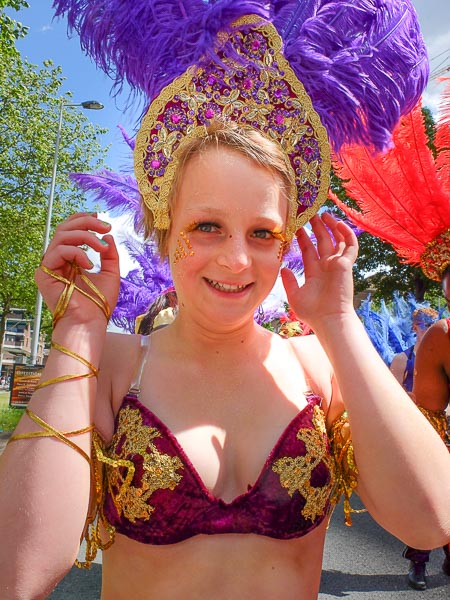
left=134, top=16, right=330, bottom=242
left=420, top=229, right=450, bottom=282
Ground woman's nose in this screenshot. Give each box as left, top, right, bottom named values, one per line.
left=216, top=235, right=252, bottom=272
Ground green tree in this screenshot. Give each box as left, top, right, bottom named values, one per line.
left=0, top=0, right=29, bottom=56
left=0, top=49, right=109, bottom=361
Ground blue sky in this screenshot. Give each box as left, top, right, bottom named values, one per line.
left=12, top=3, right=137, bottom=174
left=10, top=2, right=450, bottom=175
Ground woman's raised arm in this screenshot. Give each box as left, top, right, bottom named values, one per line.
left=0, top=213, right=120, bottom=599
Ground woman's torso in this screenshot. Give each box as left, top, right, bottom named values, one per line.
left=95, top=326, right=337, bottom=599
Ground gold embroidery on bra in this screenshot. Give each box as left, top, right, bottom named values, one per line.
left=272, top=406, right=335, bottom=521
left=105, top=406, right=184, bottom=523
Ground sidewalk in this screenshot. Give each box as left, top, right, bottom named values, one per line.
left=0, top=431, right=12, bottom=455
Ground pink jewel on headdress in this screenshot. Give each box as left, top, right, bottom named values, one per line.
left=244, top=32, right=266, bottom=58
left=205, top=108, right=215, bottom=119
left=164, top=106, right=187, bottom=132
left=297, top=138, right=320, bottom=163
left=243, top=78, right=254, bottom=90
left=144, top=152, right=169, bottom=177
left=302, top=190, right=312, bottom=205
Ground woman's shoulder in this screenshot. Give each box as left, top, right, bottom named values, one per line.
left=421, top=318, right=450, bottom=347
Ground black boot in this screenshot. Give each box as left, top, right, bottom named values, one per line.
left=443, top=557, right=450, bottom=576
left=407, top=561, right=427, bottom=590
left=443, top=545, right=450, bottom=576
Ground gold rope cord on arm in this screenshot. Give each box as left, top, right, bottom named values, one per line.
left=35, top=261, right=110, bottom=388
left=40, top=261, right=111, bottom=325
left=75, top=431, right=117, bottom=569
left=7, top=408, right=94, bottom=465
left=35, top=341, right=99, bottom=390
left=5, top=260, right=112, bottom=567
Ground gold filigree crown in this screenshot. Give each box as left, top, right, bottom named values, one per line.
left=134, top=16, right=331, bottom=241
left=420, top=229, right=450, bottom=282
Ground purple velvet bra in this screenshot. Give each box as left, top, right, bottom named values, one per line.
left=99, top=339, right=336, bottom=545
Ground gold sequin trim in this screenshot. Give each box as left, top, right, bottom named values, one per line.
left=104, top=406, right=184, bottom=523
left=420, top=228, right=450, bottom=281
left=76, top=408, right=184, bottom=568
left=272, top=405, right=335, bottom=521
left=328, top=411, right=364, bottom=526
left=418, top=406, right=450, bottom=447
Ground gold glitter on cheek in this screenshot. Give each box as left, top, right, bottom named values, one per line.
left=272, top=232, right=287, bottom=262
left=172, top=230, right=195, bottom=265
left=277, top=240, right=286, bottom=261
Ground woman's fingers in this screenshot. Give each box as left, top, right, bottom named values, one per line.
left=43, top=216, right=113, bottom=270
left=308, top=214, right=336, bottom=257
left=36, top=213, right=120, bottom=322
left=322, top=213, right=359, bottom=262
left=98, top=234, right=119, bottom=275
left=296, top=213, right=358, bottom=265
left=280, top=266, right=299, bottom=297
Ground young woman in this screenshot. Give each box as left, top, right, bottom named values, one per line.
left=1, top=122, right=450, bottom=600
left=2, top=4, right=449, bottom=599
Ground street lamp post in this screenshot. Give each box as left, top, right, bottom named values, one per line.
left=29, top=99, right=104, bottom=365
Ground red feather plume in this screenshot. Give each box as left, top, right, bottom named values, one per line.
left=435, top=78, right=450, bottom=194
left=329, top=88, right=450, bottom=279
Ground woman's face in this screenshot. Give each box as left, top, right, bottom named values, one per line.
left=167, top=145, right=288, bottom=329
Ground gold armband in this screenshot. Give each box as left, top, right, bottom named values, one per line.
left=328, top=411, right=365, bottom=525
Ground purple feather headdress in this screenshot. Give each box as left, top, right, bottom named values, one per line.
left=53, top=0, right=428, bottom=153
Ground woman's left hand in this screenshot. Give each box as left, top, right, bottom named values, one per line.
left=281, top=213, right=358, bottom=330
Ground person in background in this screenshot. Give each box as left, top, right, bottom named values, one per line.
left=390, top=307, right=438, bottom=395
left=403, top=266, right=450, bottom=590
left=389, top=306, right=447, bottom=590
left=135, top=288, right=178, bottom=335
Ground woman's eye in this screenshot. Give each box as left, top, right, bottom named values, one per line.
left=253, top=229, right=274, bottom=240
left=196, top=222, right=219, bottom=233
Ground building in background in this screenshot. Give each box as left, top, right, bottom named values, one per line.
left=0, top=308, right=45, bottom=384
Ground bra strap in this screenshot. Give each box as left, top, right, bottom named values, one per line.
left=128, top=335, right=151, bottom=396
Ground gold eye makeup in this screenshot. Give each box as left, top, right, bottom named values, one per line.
left=185, top=221, right=199, bottom=233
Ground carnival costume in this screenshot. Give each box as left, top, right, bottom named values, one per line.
left=7, top=0, right=431, bottom=567
left=329, top=86, right=450, bottom=431
left=330, top=84, right=450, bottom=588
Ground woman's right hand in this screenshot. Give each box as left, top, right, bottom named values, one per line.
left=35, top=212, right=120, bottom=327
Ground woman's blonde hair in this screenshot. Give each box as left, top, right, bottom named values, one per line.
left=141, top=119, right=295, bottom=256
